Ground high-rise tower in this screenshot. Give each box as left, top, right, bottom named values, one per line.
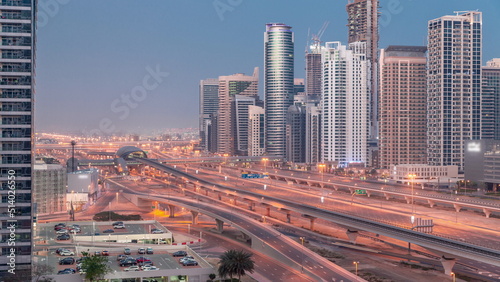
left=264, top=23, right=294, bottom=157
left=321, top=42, right=370, bottom=166
left=346, top=0, right=379, bottom=139
left=199, top=78, right=219, bottom=149
left=482, top=59, right=500, bottom=140
left=427, top=11, right=482, bottom=170
left=217, top=69, right=258, bottom=155
left=0, top=0, right=36, bottom=278
left=379, top=46, right=427, bottom=169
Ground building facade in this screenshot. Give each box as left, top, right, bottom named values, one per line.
left=482, top=59, right=500, bottom=140
left=346, top=0, right=379, bottom=139
left=248, top=105, right=266, bottom=156
left=286, top=104, right=306, bottom=163
left=305, top=105, right=321, bottom=164
left=199, top=78, right=219, bottom=149
left=264, top=23, right=294, bottom=157
left=379, top=46, right=427, bottom=169
left=234, top=95, right=256, bottom=156
left=217, top=69, right=258, bottom=155
left=33, top=162, right=67, bottom=215
left=306, top=53, right=322, bottom=98
left=321, top=42, right=370, bottom=167
left=0, top=0, right=36, bottom=277
left=427, top=11, right=482, bottom=171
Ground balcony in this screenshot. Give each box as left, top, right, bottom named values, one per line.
left=0, top=0, right=31, bottom=7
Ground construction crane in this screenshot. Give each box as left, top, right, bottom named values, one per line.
left=306, top=21, right=329, bottom=54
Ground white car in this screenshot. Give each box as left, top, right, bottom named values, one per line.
left=142, top=266, right=159, bottom=271
left=113, top=224, right=125, bottom=229
left=60, top=250, right=75, bottom=256
left=56, top=229, right=68, bottom=234
left=124, top=265, right=140, bottom=272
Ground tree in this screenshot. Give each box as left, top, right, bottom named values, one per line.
left=218, top=249, right=255, bottom=281
left=33, top=262, right=55, bottom=282
left=81, top=251, right=112, bottom=281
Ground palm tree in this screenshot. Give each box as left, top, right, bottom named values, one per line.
left=218, top=249, right=255, bottom=281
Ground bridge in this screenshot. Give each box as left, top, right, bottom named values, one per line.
left=133, top=158, right=500, bottom=275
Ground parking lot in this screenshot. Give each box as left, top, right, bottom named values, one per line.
left=38, top=222, right=204, bottom=277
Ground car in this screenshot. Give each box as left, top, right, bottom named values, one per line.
left=57, top=269, right=73, bottom=275
left=179, top=256, right=194, bottom=263
left=172, top=250, right=187, bottom=257
left=124, top=265, right=140, bottom=272
left=119, top=258, right=137, bottom=267
left=57, top=234, right=70, bottom=240
left=102, top=250, right=110, bottom=256
left=61, top=268, right=76, bottom=273
left=124, top=248, right=131, bottom=255
left=59, top=257, right=75, bottom=265
left=117, top=254, right=128, bottom=261
left=112, top=221, right=124, bottom=226
left=146, top=247, right=153, bottom=254
left=151, top=228, right=164, bottom=234
left=94, top=232, right=100, bottom=236
left=142, top=266, right=159, bottom=271
left=94, top=251, right=101, bottom=256
left=138, top=248, right=146, bottom=254
left=113, top=224, right=125, bottom=229
left=56, top=229, right=69, bottom=234
left=60, top=250, right=75, bottom=256
left=135, top=257, right=151, bottom=263
left=102, top=229, right=114, bottom=233
left=56, top=248, right=69, bottom=254
left=182, top=259, right=198, bottom=266
left=79, top=269, right=87, bottom=274
left=138, top=260, right=153, bottom=267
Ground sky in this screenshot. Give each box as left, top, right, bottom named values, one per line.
left=35, top=0, right=500, bottom=135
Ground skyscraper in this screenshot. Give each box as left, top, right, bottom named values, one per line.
left=427, top=11, right=482, bottom=170
left=482, top=59, right=500, bottom=140
left=264, top=23, right=294, bottom=157
left=286, top=104, right=306, bottom=163
left=379, top=46, right=427, bottom=169
left=217, top=69, right=258, bottom=155
left=306, top=52, right=322, bottom=98
left=199, top=78, right=219, bottom=149
left=0, top=0, right=36, bottom=278
left=321, top=42, right=369, bottom=166
left=248, top=105, right=266, bottom=156
left=346, top=0, right=379, bottom=139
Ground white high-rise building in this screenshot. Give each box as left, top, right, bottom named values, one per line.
left=427, top=11, right=482, bottom=170
left=321, top=42, right=370, bottom=166
left=248, top=105, right=266, bottom=156
left=264, top=23, right=294, bottom=157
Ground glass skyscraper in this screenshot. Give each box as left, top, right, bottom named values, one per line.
left=0, top=0, right=36, bottom=278
left=264, top=23, right=294, bottom=157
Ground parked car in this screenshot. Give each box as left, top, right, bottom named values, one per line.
left=124, top=248, right=131, bottom=255
left=146, top=247, right=153, bottom=254
left=119, top=258, right=137, bottom=267
left=59, top=257, right=75, bottom=265
left=124, top=265, right=140, bottom=272
left=94, top=251, right=101, bottom=256
left=182, top=259, right=198, bottom=266
left=102, top=250, right=110, bottom=256
left=151, top=228, right=164, bottom=234
left=113, top=224, right=125, bottom=229
left=143, top=266, right=159, bottom=271
left=138, top=248, right=146, bottom=254
left=117, top=254, right=127, bottom=261
left=57, top=269, right=74, bottom=275
left=112, top=221, right=124, bottom=226
left=172, top=250, right=187, bottom=257
left=56, top=234, right=70, bottom=240
left=56, top=229, right=69, bottom=234
left=56, top=248, right=69, bottom=254
left=138, top=260, right=154, bottom=268
left=102, top=229, right=114, bottom=233
left=59, top=250, right=75, bottom=256
left=135, top=257, right=151, bottom=263
left=179, top=256, right=194, bottom=263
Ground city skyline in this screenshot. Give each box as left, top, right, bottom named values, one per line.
left=35, top=0, right=500, bottom=134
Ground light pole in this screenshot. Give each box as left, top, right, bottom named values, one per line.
left=353, top=261, right=359, bottom=276
left=262, top=158, right=268, bottom=173
left=408, top=173, right=416, bottom=224
left=299, top=237, right=305, bottom=273
left=451, top=272, right=456, bottom=282
left=318, top=164, right=326, bottom=183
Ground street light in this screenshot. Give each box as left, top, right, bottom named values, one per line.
left=318, top=164, right=326, bottom=183
left=451, top=272, right=456, bottom=282
left=408, top=173, right=417, bottom=224
left=262, top=158, right=268, bottom=172
left=353, top=261, right=359, bottom=276
left=299, top=237, right=305, bottom=273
